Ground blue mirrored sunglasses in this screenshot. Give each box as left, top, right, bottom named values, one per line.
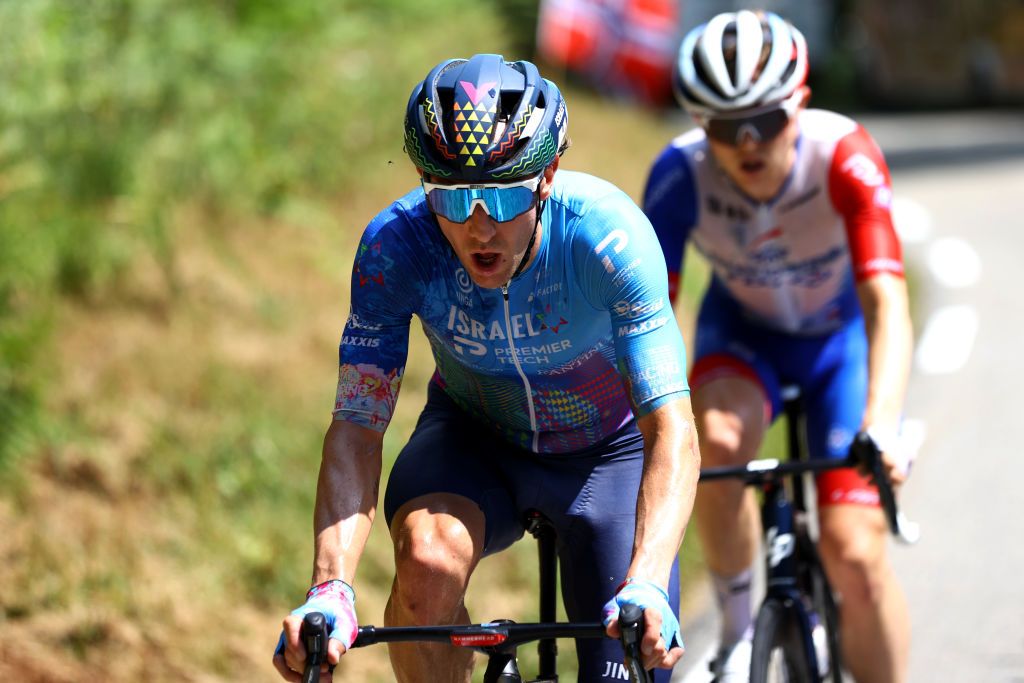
left=422, top=174, right=542, bottom=224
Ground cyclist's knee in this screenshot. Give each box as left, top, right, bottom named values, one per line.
left=693, top=379, right=767, bottom=467
left=390, top=496, right=483, bottom=620
left=818, top=505, right=891, bottom=605
left=695, top=408, right=761, bottom=467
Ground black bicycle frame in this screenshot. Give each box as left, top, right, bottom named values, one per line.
left=758, top=466, right=835, bottom=682
left=698, top=389, right=903, bottom=683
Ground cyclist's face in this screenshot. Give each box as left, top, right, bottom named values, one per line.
left=429, top=161, right=557, bottom=289
left=705, top=89, right=808, bottom=202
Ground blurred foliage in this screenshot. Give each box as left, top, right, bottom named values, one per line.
left=0, top=2, right=562, bottom=678
left=0, top=0, right=512, bottom=473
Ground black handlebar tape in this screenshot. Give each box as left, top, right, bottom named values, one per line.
left=618, top=604, right=653, bottom=683
left=853, top=432, right=900, bottom=535
left=301, top=612, right=328, bottom=683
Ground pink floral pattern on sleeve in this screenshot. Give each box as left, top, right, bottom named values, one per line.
left=334, top=363, right=403, bottom=430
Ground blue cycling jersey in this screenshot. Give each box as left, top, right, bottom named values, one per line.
left=334, top=170, right=689, bottom=454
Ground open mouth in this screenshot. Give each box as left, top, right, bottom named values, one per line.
left=472, top=252, right=501, bottom=270
left=740, top=159, right=765, bottom=174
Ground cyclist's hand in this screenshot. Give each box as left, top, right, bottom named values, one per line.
left=602, top=578, right=684, bottom=670
left=864, top=426, right=914, bottom=489
left=879, top=451, right=908, bottom=488
left=273, top=580, right=357, bottom=682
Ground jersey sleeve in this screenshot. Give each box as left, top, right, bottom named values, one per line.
left=333, top=211, right=418, bottom=431
left=828, top=125, right=904, bottom=281
left=573, top=192, right=690, bottom=417
left=642, top=144, right=698, bottom=303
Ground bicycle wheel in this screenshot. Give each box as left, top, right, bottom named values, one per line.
left=750, top=599, right=814, bottom=683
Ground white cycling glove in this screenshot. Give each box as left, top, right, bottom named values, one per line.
left=866, top=424, right=915, bottom=478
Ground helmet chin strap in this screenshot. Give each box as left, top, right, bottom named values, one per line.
left=505, top=197, right=543, bottom=288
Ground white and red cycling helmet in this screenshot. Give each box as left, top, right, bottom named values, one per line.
left=674, top=10, right=809, bottom=117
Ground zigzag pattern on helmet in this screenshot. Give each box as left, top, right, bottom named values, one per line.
left=488, top=104, right=533, bottom=162
left=405, top=129, right=453, bottom=177
left=424, top=98, right=456, bottom=160
left=492, top=131, right=555, bottom=179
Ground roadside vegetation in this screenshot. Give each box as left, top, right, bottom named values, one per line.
left=0, top=2, right=777, bottom=681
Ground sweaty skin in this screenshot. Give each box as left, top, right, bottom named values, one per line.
left=273, top=420, right=382, bottom=680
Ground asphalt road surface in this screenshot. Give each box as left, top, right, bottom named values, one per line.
left=671, top=110, right=1024, bottom=683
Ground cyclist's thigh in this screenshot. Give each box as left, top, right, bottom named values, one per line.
left=799, top=317, right=880, bottom=508
left=691, top=372, right=772, bottom=466
left=690, top=285, right=782, bottom=460
left=383, top=382, right=526, bottom=556
left=519, top=433, right=680, bottom=683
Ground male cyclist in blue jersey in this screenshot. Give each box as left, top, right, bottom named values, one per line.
left=272, top=54, right=701, bottom=682
left=645, top=11, right=912, bottom=683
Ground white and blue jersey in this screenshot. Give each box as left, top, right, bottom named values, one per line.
left=645, top=109, right=903, bottom=336
left=334, top=170, right=690, bottom=454
left=644, top=110, right=905, bottom=507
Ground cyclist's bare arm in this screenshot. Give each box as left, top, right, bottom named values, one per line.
left=619, top=396, right=700, bottom=668
left=312, top=419, right=384, bottom=585
left=277, top=419, right=384, bottom=674
left=856, top=273, right=913, bottom=484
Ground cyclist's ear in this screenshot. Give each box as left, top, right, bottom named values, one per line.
left=797, top=85, right=812, bottom=110
left=539, top=157, right=559, bottom=200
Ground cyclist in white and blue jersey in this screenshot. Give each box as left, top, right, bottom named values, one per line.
left=273, top=54, right=701, bottom=682
left=646, top=12, right=913, bottom=683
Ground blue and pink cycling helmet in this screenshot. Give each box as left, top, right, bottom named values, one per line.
left=404, top=54, right=570, bottom=181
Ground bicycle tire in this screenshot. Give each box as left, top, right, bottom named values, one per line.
left=750, top=599, right=814, bottom=683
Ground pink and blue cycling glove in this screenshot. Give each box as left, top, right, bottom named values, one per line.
left=275, top=579, right=358, bottom=657
left=602, top=577, right=683, bottom=650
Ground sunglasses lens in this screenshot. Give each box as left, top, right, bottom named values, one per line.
left=484, top=185, right=538, bottom=221
left=426, top=184, right=537, bottom=223
left=707, top=108, right=790, bottom=145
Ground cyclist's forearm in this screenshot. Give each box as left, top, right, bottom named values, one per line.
left=311, top=419, right=384, bottom=586
left=858, top=275, right=913, bottom=429
left=629, top=397, right=701, bottom=586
